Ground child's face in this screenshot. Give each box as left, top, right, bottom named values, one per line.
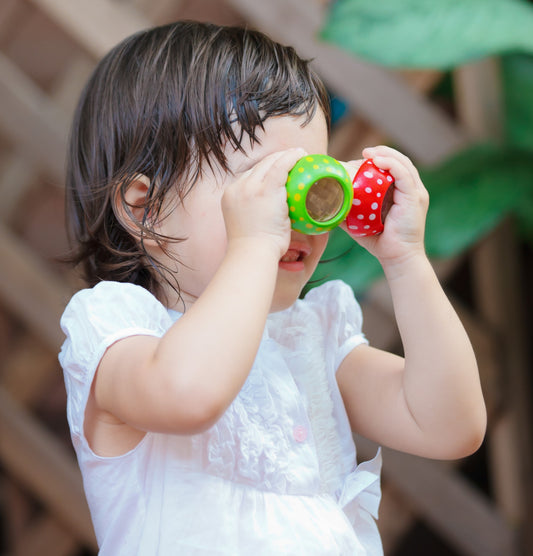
left=157, top=110, right=330, bottom=312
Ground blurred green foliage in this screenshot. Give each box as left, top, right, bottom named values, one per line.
left=321, top=0, right=533, bottom=69
left=311, top=0, right=533, bottom=294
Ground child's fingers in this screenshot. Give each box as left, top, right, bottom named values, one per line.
left=362, top=146, right=423, bottom=194
left=363, top=145, right=412, bottom=165
left=371, top=156, right=414, bottom=192
left=245, top=148, right=306, bottom=188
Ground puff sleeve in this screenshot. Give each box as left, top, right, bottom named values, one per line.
left=59, top=281, right=173, bottom=440
left=303, top=280, right=368, bottom=372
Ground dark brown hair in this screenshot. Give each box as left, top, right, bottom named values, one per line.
left=65, top=20, right=330, bottom=300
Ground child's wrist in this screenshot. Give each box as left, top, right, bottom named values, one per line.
left=379, top=247, right=429, bottom=283
left=226, top=235, right=283, bottom=264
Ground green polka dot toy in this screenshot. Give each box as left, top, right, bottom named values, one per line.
left=285, top=155, right=353, bottom=234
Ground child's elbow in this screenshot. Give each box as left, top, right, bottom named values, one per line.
left=466, top=399, right=488, bottom=451
left=146, top=375, right=228, bottom=435
left=445, top=407, right=487, bottom=460
left=457, top=424, right=486, bottom=459
left=170, top=389, right=227, bottom=435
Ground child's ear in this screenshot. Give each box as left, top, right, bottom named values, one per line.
left=114, top=174, right=159, bottom=247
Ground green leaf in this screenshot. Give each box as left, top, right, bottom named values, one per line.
left=321, top=0, right=533, bottom=69
left=502, top=54, right=533, bottom=149
left=421, top=144, right=533, bottom=257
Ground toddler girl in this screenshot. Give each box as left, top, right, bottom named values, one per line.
left=59, top=21, right=486, bottom=555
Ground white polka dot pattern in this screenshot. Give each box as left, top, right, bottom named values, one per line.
left=346, top=159, right=395, bottom=237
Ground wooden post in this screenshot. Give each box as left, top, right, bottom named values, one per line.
left=455, top=57, right=533, bottom=552
left=471, top=222, right=533, bottom=550
left=455, top=58, right=504, bottom=140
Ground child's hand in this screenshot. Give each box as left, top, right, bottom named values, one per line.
left=222, top=148, right=305, bottom=259
left=342, top=146, right=429, bottom=270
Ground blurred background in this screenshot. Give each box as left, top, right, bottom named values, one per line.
left=1, top=0, right=532, bottom=554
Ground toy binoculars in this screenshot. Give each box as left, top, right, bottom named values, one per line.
left=286, top=155, right=394, bottom=236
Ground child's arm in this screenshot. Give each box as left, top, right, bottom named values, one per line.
left=337, top=146, right=487, bottom=460
left=91, top=148, right=305, bottom=438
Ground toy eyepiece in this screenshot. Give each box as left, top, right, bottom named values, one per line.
left=305, top=177, right=345, bottom=223
left=286, top=155, right=353, bottom=235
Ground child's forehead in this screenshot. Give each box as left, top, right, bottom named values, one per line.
left=225, top=112, right=329, bottom=171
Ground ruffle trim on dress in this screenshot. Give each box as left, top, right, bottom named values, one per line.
left=338, top=448, right=382, bottom=519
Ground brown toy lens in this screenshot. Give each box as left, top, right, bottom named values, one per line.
left=305, top=178, right=345, bottom=222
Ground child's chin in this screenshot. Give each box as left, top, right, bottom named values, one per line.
left=270, top=285, right=305, bottom=313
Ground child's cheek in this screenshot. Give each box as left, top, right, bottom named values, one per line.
left=312, top=233, right=329, bottom=267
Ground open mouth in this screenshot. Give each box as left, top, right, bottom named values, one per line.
left=280, top=249, right=306, bottom=263
left=279, top=242, right=311, bottom=269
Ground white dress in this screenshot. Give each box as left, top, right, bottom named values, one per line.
left=59, top=280, right=382, bottom=555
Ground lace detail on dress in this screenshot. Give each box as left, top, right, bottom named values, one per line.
left=295, top=322, right=345, bottom=495
left=196, top=340, right=317, bottom=493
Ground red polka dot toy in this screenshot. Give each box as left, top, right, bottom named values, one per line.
left=346, top=159, right=395, bottom=237
left=285, top=156, right=394, bottom=236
